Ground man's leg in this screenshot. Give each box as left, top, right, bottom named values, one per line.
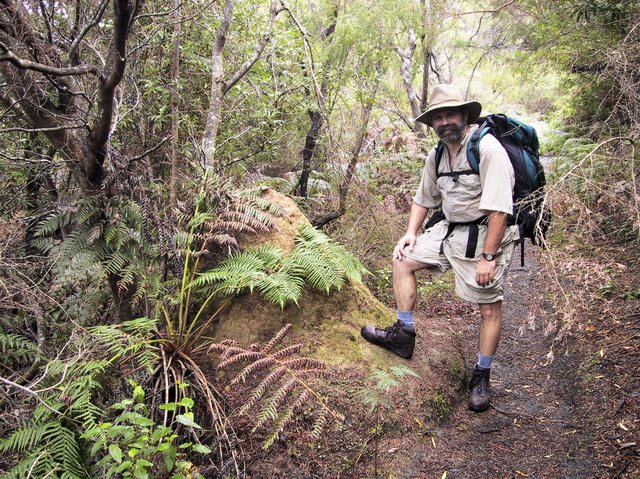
left=361, top=256, right=430, bottom=359
left=478, top=301, right=502, bottom=358
left=468, top=301, right=502, bottom=412
left=393, top=256, right=429, bottom=333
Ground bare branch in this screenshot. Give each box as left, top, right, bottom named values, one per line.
left=279, top=0, right=322, bottom=106
left=449, top=0, right=518, bottom=18
left=224, top=0, right=282, bottom=94
left=68, top=0, right=110, bottom=63
left=129, top=136, right=170, bottom=163
left=0, top=376, right=64, bottom=417
left=0, top=42, right=99, bottom=76
left=0, top=124, right=86, bottom=134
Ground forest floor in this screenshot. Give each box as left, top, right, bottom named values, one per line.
left=245, top=241, right=638, bottom=478
left=394, top=244, right=639, bottom=479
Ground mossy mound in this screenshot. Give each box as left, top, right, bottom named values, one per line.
left=212, top=280, right=396, bottom=368
left=209, top=188, right=466, bottom=477
left=212, top=188, right=462, bottom=375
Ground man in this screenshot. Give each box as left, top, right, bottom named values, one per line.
left=361, top=84, right=519, bottom=412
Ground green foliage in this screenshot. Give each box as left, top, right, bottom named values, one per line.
left=88, top=317, right=160, bottom=373
left=193, top=223, right=368, bottom=308
left=0, top=319, right=160, bottom=479
left=32, top=196, right=159, bottom=325
left=572, top=0, right=639, bottom=23
left=0, top=360, right=105, bottom=479
left=356, top=365, right=420, bottom=413
left=0, top=329, right=37, bottom=364
left=83, top=381, right=208, bottom=479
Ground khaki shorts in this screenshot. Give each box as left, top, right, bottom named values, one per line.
left=403, top=221, right=519, bottom=304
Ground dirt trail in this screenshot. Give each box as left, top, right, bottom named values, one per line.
left=401, top=245, right=602, bottom=479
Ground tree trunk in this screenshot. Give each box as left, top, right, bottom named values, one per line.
left=297, top=110, right=323, bottom=198
left=169, top=0, right=181, bottom=207
left=202, top=0, right=234, bottom=169
left=202, top=0, right=279, bottom=169
left=396, top=30, right=426, bottom=138
left=296, top=7, right=338, bottom=197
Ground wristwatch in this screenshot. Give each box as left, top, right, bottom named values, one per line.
left=482, top=252, right=496, bottom=261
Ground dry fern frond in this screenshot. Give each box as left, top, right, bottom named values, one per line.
left=271, top=344, right=303, bottom=359
left=216, top=351, right=263, bottom=371
left=261, top=323, right=292, bottom=354
left=209, top=323, right=339, bottom=448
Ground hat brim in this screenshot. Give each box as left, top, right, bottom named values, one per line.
left=415, top=100, right=482, bottom=127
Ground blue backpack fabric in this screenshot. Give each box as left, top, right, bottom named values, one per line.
left=433, top=114, right=550, bottom=265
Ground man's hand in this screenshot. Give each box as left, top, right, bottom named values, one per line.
left=393, top=233, right=417, bottom=260
left=476, top=257, right=496, bottom=287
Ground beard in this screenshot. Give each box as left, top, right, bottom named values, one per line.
left=435, top=121, right=466, bottom=144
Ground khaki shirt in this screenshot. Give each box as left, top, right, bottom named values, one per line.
left=413, top=125, right=515, bottom=223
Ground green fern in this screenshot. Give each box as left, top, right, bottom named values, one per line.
left=193, top=224, right=368, bottom=308
left=0, top=320, right=162, bottom=479
left=88, top=317, right=159, bottom=372
left=0, top=329, right=37, bottom=363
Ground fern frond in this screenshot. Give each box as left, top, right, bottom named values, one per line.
left=33, top=209, right=73, bottom=237
left=261, top=405, right=295, bottom=449
left=285, top=247, right=343, bottom=293
left=270, top=344, right=303, bottom=359
left=187, top=211, right=216, bottom=231
left=279, top=358, right=326, bottom=370
left=238, top=367, right=288, bottom=415
left=0, top=331, right=38, bottom=363
left=253, top=378, right=297, bottom=429
left=256, top=270, right=304, bottom=308
left=216, top=351, right=262, bottom=370
left=233, top=356, right=278, bottom=384
left=261, top=324, right=292, bottom=354
left=0, top=421, right=60, bottom=454
left=309, top=407, right=328, bottom=440
left=220, top=346, right=250, bottom=360
left=86, top=224, right=103, bottom=244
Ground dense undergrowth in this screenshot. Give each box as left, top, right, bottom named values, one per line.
left=2, top=4, right=640, bottom=477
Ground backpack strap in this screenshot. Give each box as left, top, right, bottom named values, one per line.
left=434, top=140, right=476, bottom=181
left=467, top=120, right=491, bottom=173
left=438, top=216, right=488, bottom=258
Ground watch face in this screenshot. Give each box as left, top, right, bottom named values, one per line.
left=483, top=253, right=495, bottom=261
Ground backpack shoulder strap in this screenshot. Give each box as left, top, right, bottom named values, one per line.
left=466, top=119, right=491, bottom=174
left=434, top=141, right=444, bottom=178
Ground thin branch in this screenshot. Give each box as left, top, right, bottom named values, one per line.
left=68, top=0, right=111, bottom=63
left=279, top=0, right=322, bottom=106
left=0, top=124, right=86, bottom=134
left=224, top=0, right=282, bottom=94
left=0, top=376, right=64, bottom=417
left=128, top=136, right=170, bottom=163
left=0, top=42, right=99, bottom=77
left=449, top=0, right=518, bottom=18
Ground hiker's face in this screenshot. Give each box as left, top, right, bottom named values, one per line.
left=432, top=108, right=467, bottom=144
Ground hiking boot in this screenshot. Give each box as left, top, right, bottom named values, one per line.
left=468, top=366, right=491, bottom=412
left=360, top=322, right=416, bottom=359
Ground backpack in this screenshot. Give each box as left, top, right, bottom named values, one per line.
left=433, top=114, right=550, bottom=266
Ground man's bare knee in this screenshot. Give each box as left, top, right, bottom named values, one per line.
left=392, top=256, right=427, bottom=275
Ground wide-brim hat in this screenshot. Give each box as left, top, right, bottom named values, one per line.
left=415, top=84, right=482, bottom=126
